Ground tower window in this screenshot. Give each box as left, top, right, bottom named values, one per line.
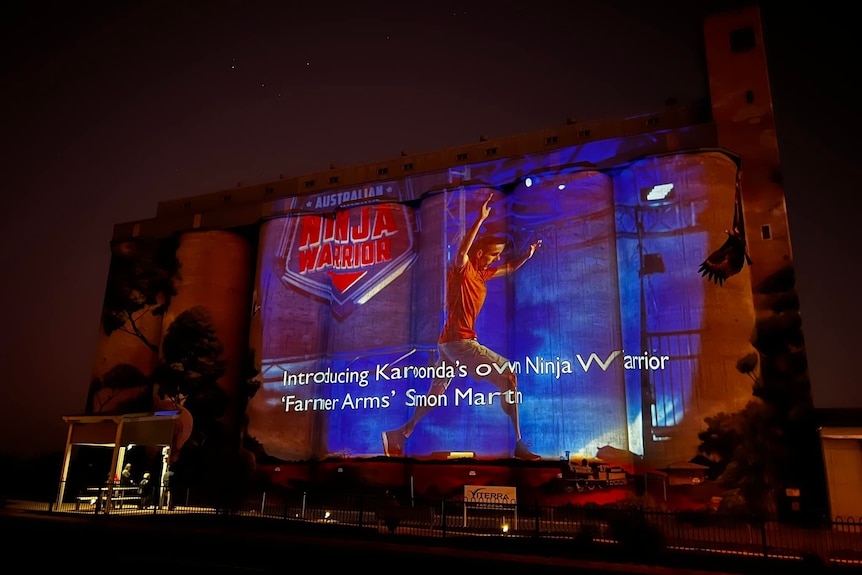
left=377, top=167, right=388, bottom=176
left=456, top=153, right=468, bottom=161
left=304, top=180, right=315, bottom=188
left=545, top=136, right=558, bottom=144
left=402, top=162, right=414, bottom=171
left=329, top=176, right=339, bottom=184
left=745, top=90, right=755, bottom=104
left=485, top=147, right=497, bottom=156
left=761, top=224, right=772, bottom=240
left=578, top=130, right=591, bottom=138
left=730, top=26, right=756, bottom=53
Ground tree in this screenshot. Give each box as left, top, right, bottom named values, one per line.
left=154, top=305, right=226, bottom=408
left=85, top=363, right=150, bottom=414
left=100, top=237, right=180, bottom=353
left=153, top=305, right=233, bottom=495
left=697, top=265, right=825, bottom=518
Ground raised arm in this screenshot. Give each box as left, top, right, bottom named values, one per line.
left=489, top=238, right=543, bottom=278
left=456, top=191, right=493, bottom=268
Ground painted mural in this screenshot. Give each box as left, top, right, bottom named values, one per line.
left=87, top=148, right=820, bottom=515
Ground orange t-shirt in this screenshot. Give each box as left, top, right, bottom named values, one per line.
left=439, top=259, right=494, bottom=342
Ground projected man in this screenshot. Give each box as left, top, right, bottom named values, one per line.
left=382, top=191, right=542, bottom=460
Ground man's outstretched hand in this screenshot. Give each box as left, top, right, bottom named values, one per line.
left=480, top=192, right=494, bottom=220
left=528, top=238, right=543, bottom=257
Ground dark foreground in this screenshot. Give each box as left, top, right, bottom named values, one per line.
left=1, top=506, right=854, bottom=575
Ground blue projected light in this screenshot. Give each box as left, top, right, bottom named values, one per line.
left=245, top=149, right=748, bottom=466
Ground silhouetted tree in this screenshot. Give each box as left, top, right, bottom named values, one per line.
left=86, top=363, right=150, bottom=413
left=153, top=305, right=232, bottom=497
left=698, top=265, right=825, bottom=518
left=154, top=305, right=226, bottom=406
left=100, top=237, right=180, bottom=353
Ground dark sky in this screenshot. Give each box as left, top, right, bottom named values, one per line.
left=1, top=0, right=859, bottom=459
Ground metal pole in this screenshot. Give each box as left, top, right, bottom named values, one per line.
left=55, top=423, right=75, bottom=510
left=535, top=500, right=540, bottom=535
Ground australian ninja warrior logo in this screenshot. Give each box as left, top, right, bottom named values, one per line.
left=278, top=197, right=417, bottom=319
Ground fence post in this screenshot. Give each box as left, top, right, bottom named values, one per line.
left=534, top=500, right=540, bottom=536
left=441, top=498, right=447, bottom=538
left=358, top=493, right=364, bottom=528
left=760, top=517, right=768, bottom=558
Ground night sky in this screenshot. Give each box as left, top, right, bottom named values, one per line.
left=1, top=0, right=859, bottom=459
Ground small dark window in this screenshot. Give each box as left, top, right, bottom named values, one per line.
left=761, top=224, right=772, bottom=240
left=402, top=163, right=414, bottom=171
left=264, top=187, right=274, bottom=195
left=183, top=202, right=192, bottom=208
left=578, top=130, right=591, bottom=138
left=223, top=195, right=232, bottom=201
left=730, top=26, right=756, bottom=53
left=304, top=180, right=315, bottom=188
left=646, top=117, right=660, bottom=126
left=745, top=90, right=755, bottom=104
left=377, top=167, right=388, bottom=176
left=485, top=147, right=497, bottom=156
left=545, top=136, right=558, bottom=144
left=456, top=153, right=468, bottom=161
left=329, top=176, right=339, bottom=184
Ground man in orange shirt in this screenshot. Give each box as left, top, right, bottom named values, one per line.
left=383, top=191, right=542, bottom=460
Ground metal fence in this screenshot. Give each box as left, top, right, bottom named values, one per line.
left=31, top=483, right=862, bottom=569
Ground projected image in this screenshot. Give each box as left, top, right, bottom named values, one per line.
left=244, top=151, right=758, bottom=471
left=85, top=144, right=817, bottom=514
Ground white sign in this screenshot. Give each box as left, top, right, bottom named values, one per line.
left=463, top=485, right=517, bottom=506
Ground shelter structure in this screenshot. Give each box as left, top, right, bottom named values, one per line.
left=55, top=411, right=179, bottom=510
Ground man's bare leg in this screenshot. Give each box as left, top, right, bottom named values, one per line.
left=382, top=381, right=446, bottom=457
left=499, top=376, right=540, bottom=461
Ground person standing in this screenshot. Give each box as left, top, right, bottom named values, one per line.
left=138, top=472, right=155, bottom=508
left=382, top=191, right=542, bottom=460
left=120, top=463, right=134, bottom=486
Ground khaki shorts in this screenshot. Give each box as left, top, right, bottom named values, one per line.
left=435, top=338, right=515, bottom=391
